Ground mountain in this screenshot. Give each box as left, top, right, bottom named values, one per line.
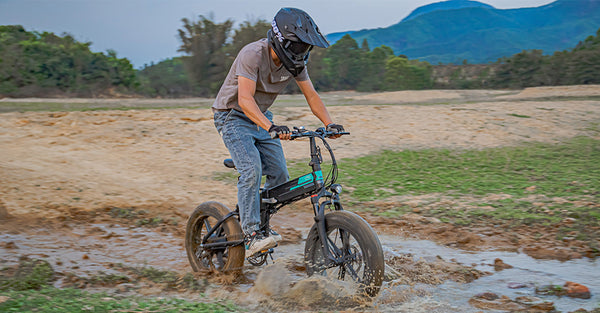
left=401, top=0, right=494, bottom=22
left=326, top=0, right=600, bottom=64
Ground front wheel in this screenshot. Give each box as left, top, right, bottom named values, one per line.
left=185, top=201, right=245, bottom=274
left=304, top=211, right=385, bottom=297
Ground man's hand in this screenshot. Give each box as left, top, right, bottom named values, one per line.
left=326, top=123, right=344, bottom=138
left=269, top=124, right=291, bottom=140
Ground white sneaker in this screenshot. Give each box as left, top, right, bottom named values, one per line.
left=245, top=232, right=277, bottom=258
left=269, top=229, right=283, bottom=242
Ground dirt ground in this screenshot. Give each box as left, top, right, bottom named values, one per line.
left=1, top=85, right=599, bottom=310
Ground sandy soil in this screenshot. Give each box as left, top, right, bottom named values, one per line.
left=1, top=86, right=598, bottom=219
left=1, top=85, right=599, bottom=310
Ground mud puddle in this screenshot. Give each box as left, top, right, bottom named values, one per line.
left=0, top=222, right=189, bottom=279
left=380, top=235, right=599, bottom=312
left=1, top=220, right=598, bottom=312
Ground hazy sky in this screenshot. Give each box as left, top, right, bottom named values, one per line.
left=0, top=0, right=555, bottom=68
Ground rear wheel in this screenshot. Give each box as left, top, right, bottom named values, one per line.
left=304, top=211, right=384, bottom=297
left=185, top=201, right=244, bottom=274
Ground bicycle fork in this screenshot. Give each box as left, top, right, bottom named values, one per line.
left=312, top=194, right=345, bottom=268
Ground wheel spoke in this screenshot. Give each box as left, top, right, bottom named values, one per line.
left=340, top=229, right=351, bottom=251
left=337, top=263, right=346, bottom=280
left=199, top=217, right=224, bottom=270
left=343, top=260, right=361, bottom=281
left=203, top=219, right=211, bottom=233
left=215, top=251, right=225, bottom=269
left=326, top=231, right=344, bottom=258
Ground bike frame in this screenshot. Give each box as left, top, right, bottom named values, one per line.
left=200, top=128, right=349, bottom=268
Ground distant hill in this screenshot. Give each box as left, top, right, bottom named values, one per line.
left=326, top=0, right=600, bottom=64
left=401, top=0, right=494, bottom=22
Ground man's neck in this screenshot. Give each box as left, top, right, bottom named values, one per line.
left=269, top=47, right=282, bottom=67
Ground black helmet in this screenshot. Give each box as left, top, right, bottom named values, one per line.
left=268, top=8, right=330, bottom=76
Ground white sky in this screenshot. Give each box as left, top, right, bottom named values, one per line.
left=0, top=0, right=555, bottom=68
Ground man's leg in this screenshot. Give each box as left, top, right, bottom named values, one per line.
left=214, top=110, right=276, bottom=256
left=258, top=138, right=289, bottom=189
left=258, top=110, right=289, bottom=189
left=217, top=110, right=262, bottom=234
left=255, top=111, right=288, bottom=242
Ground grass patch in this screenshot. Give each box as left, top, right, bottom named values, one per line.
left=0, top=257, right=55, bottom=291
left=284, top=136, right=598, bottom=234
left=108, top=206, right=147, bottom=219
left=325, top=136, right=599, bottom=201
left=0, top=287, right=237, bottom=312
left=125, top=265, right=179, bottom=285
left=213, top=136, right=598, bottom=232
left=469, top=199, right=562, bottom=225
left=508, top=113, right=531, bottom=118
left=0, top=258, right=222, bottom=312
left=107, top=207, right=172, bottom=228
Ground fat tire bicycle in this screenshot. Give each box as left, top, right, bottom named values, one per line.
left=184, top=127, right=385, bottom=297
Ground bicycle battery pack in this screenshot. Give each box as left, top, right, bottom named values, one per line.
left=263, top=171, right=324, bottom=203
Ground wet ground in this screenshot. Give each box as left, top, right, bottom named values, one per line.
left=1, top=207, right=598, bottom=312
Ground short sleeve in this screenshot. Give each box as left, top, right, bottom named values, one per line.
left=234, top=45, right=261, bottom=82
left=294, top=66, right=309, bottom=82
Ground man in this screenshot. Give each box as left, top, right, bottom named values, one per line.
left=212, top=8, right=344, bottom=257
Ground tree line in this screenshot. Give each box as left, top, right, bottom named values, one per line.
left=0, top=25, right=137, bottom=97
left=1, top=20, right=599, bottom=98
left=491, top=28, right=600, bottom=88
left=140, top=18, right=435, bottom=97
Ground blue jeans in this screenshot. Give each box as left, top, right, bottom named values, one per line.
left=213, top=109, right=289, bottom=234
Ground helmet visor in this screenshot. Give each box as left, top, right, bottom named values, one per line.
left=285, top=40, right=311, bottom=56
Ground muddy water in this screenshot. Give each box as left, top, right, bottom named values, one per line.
left=0, top=223, right=189, bottom=278
left=379, top=235, right=599, bottom=312
left=1, top=222, right=598, bottom=312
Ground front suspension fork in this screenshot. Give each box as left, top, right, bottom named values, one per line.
left=312, top=193, right=343, bottom=265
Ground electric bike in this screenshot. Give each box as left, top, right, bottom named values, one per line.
left=184, top=127, right=384, bottom=296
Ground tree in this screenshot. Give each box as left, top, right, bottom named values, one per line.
left=178, top=15, right=233, bottom=96
left=325, top=34, right=365, bottom=90
left=361, top=38, right=370, bottom=52
left=138, top=57, right=194, bottom=97
left=0, top=25, right=137, bottom=97
left=305, top=47, right=330, bottom=91
left=383, top=56, right=432, bottom=90
left=227, top=20, right=270, bottom=58
left=357, top=45, right=393, bottom=91
left=492, top=50, right=546, bottom=88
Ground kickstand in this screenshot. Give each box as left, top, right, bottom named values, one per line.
left=268, top=250, right=275, bottom=263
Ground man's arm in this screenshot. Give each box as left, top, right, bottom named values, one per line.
left=238, top=76, right=272, bottom=131
left=238, top=76, right=291, bottom=140
left=297, top=79, right=334, bottom=126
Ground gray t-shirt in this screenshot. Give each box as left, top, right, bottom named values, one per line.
left=212, top=38, right=309, bottom=112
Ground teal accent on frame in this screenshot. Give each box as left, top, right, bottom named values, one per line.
left=315, top=170, right=323, bottom=182
left=290, top=173, right=314, bottom=191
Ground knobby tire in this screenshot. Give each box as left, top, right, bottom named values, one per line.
left=304, top=211, right=385, bottom=297
left=184, top=201, right=245, bottom=274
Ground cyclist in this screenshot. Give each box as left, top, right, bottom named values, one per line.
left=212, top=7, right=344, bottom=257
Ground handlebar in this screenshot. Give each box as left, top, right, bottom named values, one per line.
left=289, top=127, right=350, bottom=140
